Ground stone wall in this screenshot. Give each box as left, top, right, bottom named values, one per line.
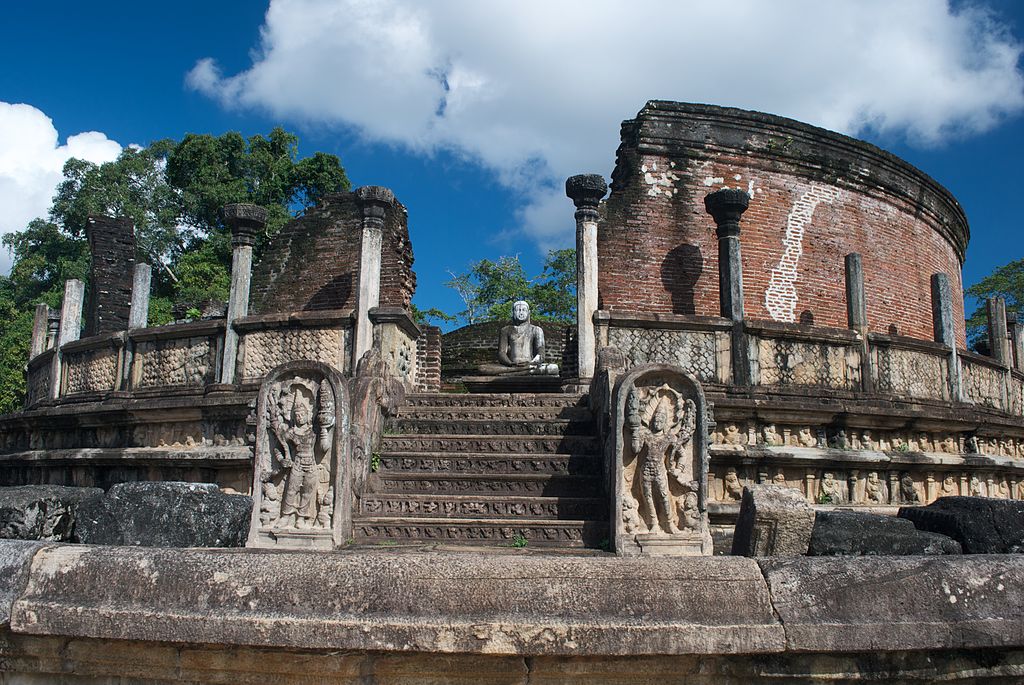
left=85, top=215, right=136, bottom=337
left=248, top=192, right=415, bottom=314
left=599, top=102, right=969, bottom=348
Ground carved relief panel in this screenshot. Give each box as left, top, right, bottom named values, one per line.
left=613, top=363, right=712, bottom=556
left=248, top=362, right=349, bottom=549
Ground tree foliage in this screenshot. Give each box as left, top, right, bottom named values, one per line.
left=965, top=258, right=1023, bottom=350
left=0, top=127, right=349, bottom=413
left=440, top=249, right=576, bottom=326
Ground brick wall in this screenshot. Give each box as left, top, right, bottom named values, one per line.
left=415, top=325, right=442, bottom=392
left=85, top=215, right=136, bottom=337
left=599, top=102, right=969, bottom=349
left=249, top=192, right=416, bottom=315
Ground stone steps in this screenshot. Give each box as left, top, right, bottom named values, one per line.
left=359, top=494, right=607, bottom=520
left=352, top=517, right=609, bottom=548
left=380, top=434, right=599, bottom=454
left=353, top=391, right=607, bottom=549
left=376, top=452, right=603, bottom=476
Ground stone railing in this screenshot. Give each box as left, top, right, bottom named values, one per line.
left=127, top=320, right=223, bottom=394
left=24, top=349, right=54, bottom=408
left=746, top=321, right=861, bottom=391
left=870, top=334, right=950, bottom=401
left=960, top=350, right=1008, bottom=411
left=233, top=309, right=354, bottom=385
left=60, top=334, right=124, bottom=397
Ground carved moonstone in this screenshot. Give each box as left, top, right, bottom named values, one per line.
left=612, top=363, right=712, bottom=556
left=248, top=361, right=349, bottom=550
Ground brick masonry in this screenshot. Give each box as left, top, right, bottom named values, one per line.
left=599, top=102, right=969, bottom=348
left=249, top=192, right=416, bottom=315
left=84, top=216, right=136, bottom=337
left=415, top=324, right=442, bottom=392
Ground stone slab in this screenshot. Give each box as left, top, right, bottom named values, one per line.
left=809, top=510, right=961, bottom=556
left=74, top=481, right=252, bottom=548
left=899, top=496, right=1024, bottom=554
left=760, top=555, right=1024, bottom=652
left=0, top=540, right=45, bottom=626
left=10, top=547, right=784, bottom=656
left=732, top=485, right=814, bottom=556
left=0, top=485, right=103, bottom=541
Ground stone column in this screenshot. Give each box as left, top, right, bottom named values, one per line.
left=29, top=304, right=50, bottom=359
left=704, top=189, right=751, bottom=385
left=220, top=203, right=267, bottom=384
left=931, top=273, right=962, bottom=402
left=987, top=297, right=1012, bottom=367
left=128, top=263, right=152, bottom=329
left=46, top=309, right=61, bottom=350
left=1009, top=313, right=1024, bottom=372
left=51, top=279, right=85, bottom=399
left=566, top=174, right=608, bottom=381
left=844, top=253, right=874, bottom=393
left=354, top=186, right=394, bottom=368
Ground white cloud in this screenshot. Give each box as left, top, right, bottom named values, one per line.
left=0, top=102, right=122, bottom=273
left=189, top=0, right=1024, bottom=249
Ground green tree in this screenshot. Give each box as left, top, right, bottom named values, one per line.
left=0, top=127, right=350, bottom=413
left=443, top=249, right=577, bottom=326
left=965, top=258, right=1024, bottom=349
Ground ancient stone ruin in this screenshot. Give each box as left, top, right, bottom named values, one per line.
left=2, top=101, right=1024, bottom=682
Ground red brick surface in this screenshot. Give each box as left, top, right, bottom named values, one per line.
left=599, top=103, right=969, bottom=348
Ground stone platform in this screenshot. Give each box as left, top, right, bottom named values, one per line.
left=3, top=541, right=1024, bottom=683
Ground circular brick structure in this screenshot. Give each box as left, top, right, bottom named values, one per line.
left=600, top=101, right=969, bottom=347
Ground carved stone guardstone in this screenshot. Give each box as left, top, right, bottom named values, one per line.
left=248, top=361, right=350, bottom=550
left=612, top=363, right=712, bottom=556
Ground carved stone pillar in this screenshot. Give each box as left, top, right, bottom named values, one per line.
left=845, top=253, right=874, bottom=393
left=704, top=189, right=751, bottom=385
left=354, top=186, right=394, bottom=369
left=29, top=304, right=50, bottom=359
left=220, top=203, right=267, bottom=384
left=46, top=309, right=60, bottom=350
left=51, top=279, right=85, bottom=399
left=565, top=174, right=607, bottom=382
left=931, top=273, right=962, bottom=402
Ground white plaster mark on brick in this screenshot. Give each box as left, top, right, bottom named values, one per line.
left=703, top=176, right=725, bottom=187
left=733, top=174, right=742, bottom=181
left=643, top=160, right=680, bottom=197
left=764, top=184, right=842, bottom=323
left=747, top=179, right=756, bottom=197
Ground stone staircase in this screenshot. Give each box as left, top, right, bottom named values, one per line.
left=352, top=392, right=609, bottom=548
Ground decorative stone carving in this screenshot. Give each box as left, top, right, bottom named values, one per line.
left=248, top=362, right=349, bottom=549
left=873, top=346, right=947, bottom=400
left=864, top=471, right=888, bottom=505
left=240, top=328, right=344, bottom=381
left=64, top=348, right=119, bottom=395
left=757, top=338, right=860, bottom=390
left=136, top=337, right=213, bottom=388
left=819, top=471, right=845, bottom=504
left=960, top=358, right=1004, bottom=409
left=607, top=327, right=718, bottom=383
left=899, top=472, right=921, bottom=504
left=722, top=467, right=744, bottom=501
left=613, top=363, right=712, bottom=556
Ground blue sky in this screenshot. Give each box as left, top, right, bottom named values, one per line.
left=1, top=1, right=1023, bottom=327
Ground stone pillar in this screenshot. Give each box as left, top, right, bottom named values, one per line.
left=931, top=273, right=962, bottom=402
left=51, top=279, right=85, bottom=399
left=565, top=174, right=608, bottom=382
left=844, top=253, right=874, bottom=393
left=987, top=297, right=1012, bottom=367
left=46, top=309, right=61, bottom=350
left=1009, top=314, right=1024, bottom=372
left=84, top=215, right=136, bottom=336
left=220, top=204, right=267, bottom=384
left=29, top=304, right=50, bottom=359
left=354, top=186, right=394, bottom=368
left=704, top=189, right=751, bottom=385
left=128, top=264, right=152, bottom=329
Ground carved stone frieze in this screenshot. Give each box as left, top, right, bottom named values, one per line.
left=354, top=522, right=588, bottom=543
left=960, top=358, right=1004, bottom=409
left=613, top=363, right=712, bottom=556
left=377, top=455, right=599, bottom=475
left=136, top=337, right=214, bottom=388
left=240, top=328, right=344, bottom=381
left=873, top=346, right=947, bottom=400
left=381, top=435, right=597, bottom=454
left=63, top=348, right=119, bottom=395
left=756, top=338, right=860, bottom=390
left=26, top=364, right=51, bottom=407
left=360, top=495, right=601, bottom=519
left=248, top=362, right=349, bottom=549
left=607, top=327, right=719, bottom=383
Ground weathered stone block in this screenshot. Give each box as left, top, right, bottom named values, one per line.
left=0, top=539, right=44, bottom=625
left=809, top=510, right=960, bottom=556
left=760, top=555, right=1024, bottom=652
left=0, top=485, right=103, bottom=541
left=74, top=482, right=252, bottom=548
left=899, top=496, right=1024, bottom=554
left=731, top=485, right=814, bottom=556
